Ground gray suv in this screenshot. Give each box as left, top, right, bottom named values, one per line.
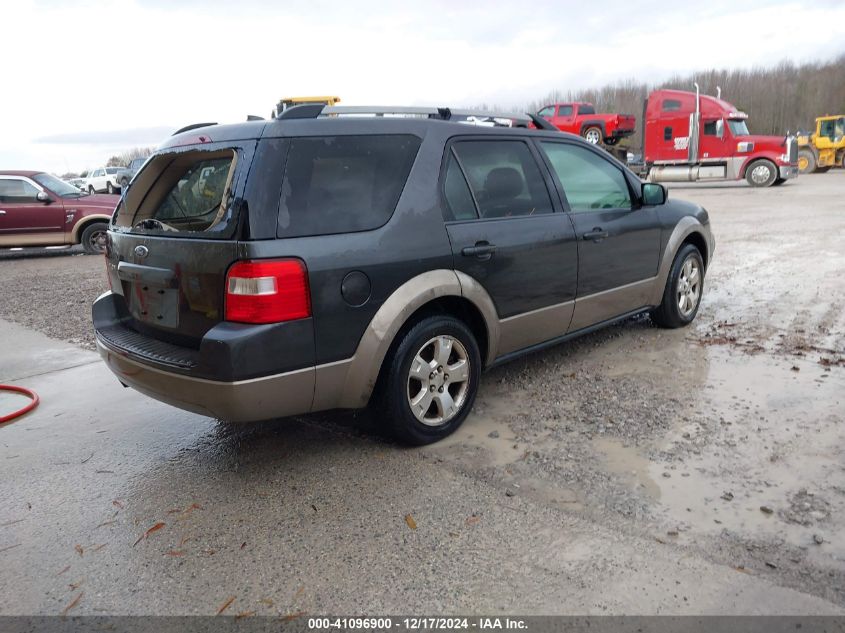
left=93, top=105, right=714, bottom=445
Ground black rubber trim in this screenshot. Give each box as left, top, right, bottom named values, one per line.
left=97, top=323, right=199, bottom=369
left=487, top=308, right=650, bottom=369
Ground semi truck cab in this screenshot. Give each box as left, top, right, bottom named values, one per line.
left=643, top=86, right=798, bottom=187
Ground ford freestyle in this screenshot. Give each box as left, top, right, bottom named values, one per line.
left=92, top=105, right=714, bottom=445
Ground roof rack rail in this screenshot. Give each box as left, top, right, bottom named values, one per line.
left=172, top=122, right=217, bottom=136
left=274, top=105, right=540, bottom=128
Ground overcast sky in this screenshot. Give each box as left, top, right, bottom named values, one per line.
left=3, top=0, right=844, bottom=174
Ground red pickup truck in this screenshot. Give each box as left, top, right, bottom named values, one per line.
left=537, top=102, right=636, bottom=146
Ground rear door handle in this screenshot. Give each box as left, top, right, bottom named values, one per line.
left=582, top=228, right=609, bottom=242
left=461, top=242, right=497, bottom=260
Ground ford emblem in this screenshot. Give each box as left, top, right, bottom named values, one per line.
left=134, top=245, right=149, bottom=259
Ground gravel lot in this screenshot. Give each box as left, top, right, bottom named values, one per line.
left=1, top=172, right=843, bottom=614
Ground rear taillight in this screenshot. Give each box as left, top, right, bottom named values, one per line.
left=224, top=259, right=310, bottom=324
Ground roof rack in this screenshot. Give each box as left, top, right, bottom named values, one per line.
left=277, top=104, right=543, bottom=128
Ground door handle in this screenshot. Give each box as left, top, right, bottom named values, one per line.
left=582, top=228, right=609, bottom=242
left=461, top=242, right=497, bottom=260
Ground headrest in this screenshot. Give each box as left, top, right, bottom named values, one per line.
left=484, top=167, right=523, bottom=199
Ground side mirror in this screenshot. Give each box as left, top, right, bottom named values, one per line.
left=36, top=191, right=52, bottom=203
left=642, top=182, right=667, bottom=206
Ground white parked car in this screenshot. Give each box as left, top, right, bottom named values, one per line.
left=85, top=167, right=122, bottom=195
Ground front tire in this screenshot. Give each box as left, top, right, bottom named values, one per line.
left=745, top=159, right=777, bottom=187
left=377, top=315, right=481, bottom=445
left=651, top=244, right=704, bottom=329
left=88, top=185, right=95, bottom=194
left=107, top=182, right=115, bottom=194
left=797, top=149, right=816, bottom=174
left=81, top=222, right=109, bottom=254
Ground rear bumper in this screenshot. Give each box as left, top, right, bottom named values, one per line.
left=610, top=128, right=635, bottom=138
left=779, top=165, right=799, bottom=180
left=96, top=337, right=315, bottom=421
left=92, top=290, right=320, bottom=421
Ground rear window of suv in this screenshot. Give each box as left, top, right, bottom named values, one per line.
left=277, top=135, right=421, bottom=237
left=114, top=148, right=239, bottom=235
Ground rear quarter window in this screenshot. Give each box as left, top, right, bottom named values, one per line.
left=277, top=135, right=421, bottom=237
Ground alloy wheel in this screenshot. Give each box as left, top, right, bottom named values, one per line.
left=677, top=256, right=701, bottom=317
left=407, top=335, right=470, bottom=426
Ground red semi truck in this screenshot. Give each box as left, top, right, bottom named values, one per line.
left=537, top=102, right=636, bottom=146
left=639, top=86, right=798, bottom=187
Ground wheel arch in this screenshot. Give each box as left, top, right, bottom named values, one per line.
left=312, top=269, right=499, bottom=412
left=71, top=215, right=112, bottom=243
left=739, top=154, right=778, bottom=178
left=649, top=217, right=713, bottom=307
left=579, top=120, right=607, bottom=138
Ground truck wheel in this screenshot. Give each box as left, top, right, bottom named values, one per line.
left=377, top=315, right=481, bottom=446
left=797, top=149, right=816, bottom=174
left=121, top=178, right=129, bottom=189
left=745, top=159, right=777, bottom=187
left=107, top=182, right=115, bottom=194
left=651, top=244, right=704, bottom=329
left=88, top=185, right=96, bottom=194
left=582, top=126, right=603, bottom=145
left=81, top=222, right=109, bottom=254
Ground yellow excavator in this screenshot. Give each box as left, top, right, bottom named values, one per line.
left=797, top=114, right=845, bottom=174
left=272, top=96, right=341, bottom=119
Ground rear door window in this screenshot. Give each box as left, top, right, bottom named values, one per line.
left=277, top=135, right=421, bottom=237
left=450, top=140, right=553, bottom=219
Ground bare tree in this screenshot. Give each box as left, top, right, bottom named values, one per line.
left=105, top=146, right=155, bottom=168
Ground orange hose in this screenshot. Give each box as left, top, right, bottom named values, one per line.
left=0, top=385, right=40, bottom=424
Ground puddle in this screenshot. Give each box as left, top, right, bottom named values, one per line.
left=592, top=436, right=660, bottom=499
left=432, top=390, right=527, bottom=467
left=585, top=346, right=845, bottom=561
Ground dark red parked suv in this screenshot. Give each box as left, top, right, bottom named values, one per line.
left=0, top=171, right=118, bottom=253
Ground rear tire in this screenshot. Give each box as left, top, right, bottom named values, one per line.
left=651, top=244, right=704, bottom=329
left=745, top=159, right=777, bottom=187
left=377, top=315, right=481, bottom=446
left=582, top=126, right=603, bottom=145
left=798, top=149, right=816, bottom=174
left=81, top=222, right=109, bottom=254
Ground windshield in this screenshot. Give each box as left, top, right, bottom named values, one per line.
left=727, top=119, right=750, bottom=136
left=32, top=173, right=86, bottom=197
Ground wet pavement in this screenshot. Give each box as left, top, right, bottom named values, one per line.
left=1, top=173, right=843, bottom=615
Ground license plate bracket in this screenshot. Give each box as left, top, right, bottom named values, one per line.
left=129, top=284, right=179, bottom=328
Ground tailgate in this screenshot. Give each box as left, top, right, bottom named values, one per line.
left=106, top=140, right=254, bottom=345
left=106, top=232, right=240, bottom=343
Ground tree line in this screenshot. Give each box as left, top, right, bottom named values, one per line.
left=61, top=147, right=154, bottom=179
left=518, top=54, right=845, bottom=150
